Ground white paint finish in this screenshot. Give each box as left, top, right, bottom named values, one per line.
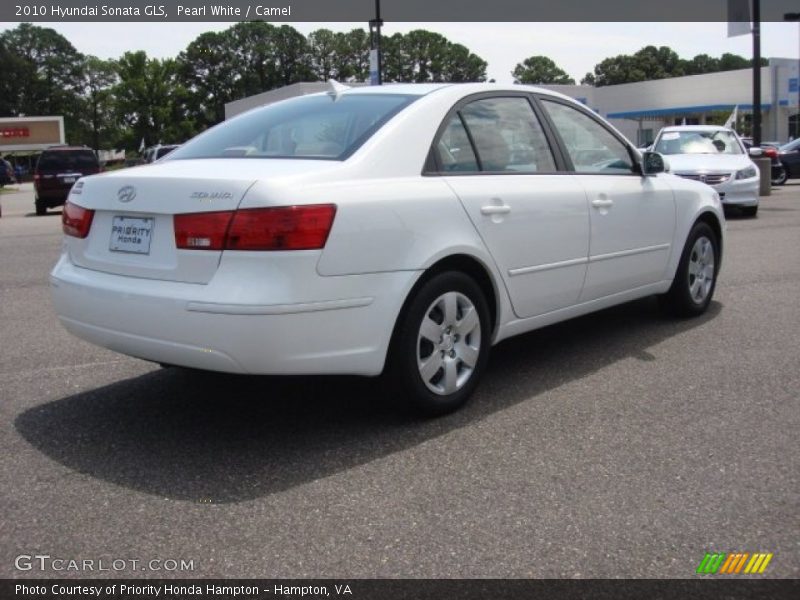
left=52, top=83, right=726, bottom=378
left=445, top=174, right=590, bottom=318
left=578, top=173, right=676, bottom=302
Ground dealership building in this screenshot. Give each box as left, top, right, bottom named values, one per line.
left=225, top=57, right=799, bottom=147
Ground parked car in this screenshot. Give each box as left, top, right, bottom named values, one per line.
left=773, top=138, right=800, bottom=185
left=740, top=137, right=786, bottom=185
left=652, top=125, right=760, bottom=216
left=0, top=156, right=15, bottom=187
left=142, top=144, right=180, bottom=163
left=34, top=146, right=101, bottom=215
left=51, top=83, right=725, bottom=415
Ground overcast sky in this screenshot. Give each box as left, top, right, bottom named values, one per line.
left=1, top=21, right=798, bottom=83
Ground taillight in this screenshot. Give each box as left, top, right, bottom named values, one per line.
left=62, top=201, right=95, bottom=238
left=174, top=211, right=233, bottom=250
left=174, top=205, right=336, bottom=251
left=763, top=147, right=777, bottom=158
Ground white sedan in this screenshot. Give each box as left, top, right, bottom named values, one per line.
left=51, top=83, right=725, bottom=414
left=652, top=125, right=760, bottom=217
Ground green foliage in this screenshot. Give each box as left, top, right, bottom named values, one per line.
left=512, top=56, right=575, bottom=85
left=382, top=30, right=487, bottom=83
left=0, top=23, right=487, bottom=151
left=0, top=24, right=85, bottom=141
left=583, top=46, right=769, bottom=87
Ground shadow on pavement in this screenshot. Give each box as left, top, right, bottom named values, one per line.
left=16, top=297, right=721, bottom=503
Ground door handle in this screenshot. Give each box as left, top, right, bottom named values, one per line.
left=480, top=205, right=511, bottom=215
left=591, top=198, right=614, bottom=208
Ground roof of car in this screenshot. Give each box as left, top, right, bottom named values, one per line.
left=318, top=82, right=580, bottom=104
left=43, top=145, right=94, bottom=151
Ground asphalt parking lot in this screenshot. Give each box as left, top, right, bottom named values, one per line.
left=1, top=182, right=798, bottom=579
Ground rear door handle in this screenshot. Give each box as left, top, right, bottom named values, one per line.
left=591, top=198, right=614, bottom=208
left=480, top=205, right=511, bottom=215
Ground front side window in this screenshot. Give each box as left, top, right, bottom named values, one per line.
left=459, top=97, right=556, bottom=173
left=541, top=99, right=635, bottom=174
left=167, top=93, right=417, bottom=161
left=654, top=130, right=744, bottom=155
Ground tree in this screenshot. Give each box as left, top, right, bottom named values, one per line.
left=177, top=30, right=242, bottom=129
left=78, top=56, right=118, bottom=151
left=307, top=28, right=370, bottom=82
left=382, top=30, right=486, bottom=83
left=512, top=56, right=574, bottom=85
left=0, top=24, right=85, bottom=140
left=683, top=53, right=720, bottom=76
left=584, top=46, right=769, bottom=87
left=114, top=51, right=190, bottom=150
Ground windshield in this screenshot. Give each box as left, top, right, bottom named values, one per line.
left=654, top=130, right=743, bottom=155
left=37, top=150, right=99, bottom=171
left=780, top=138, right=800, bottom=152
left=166, top=93, right=417, bottom=161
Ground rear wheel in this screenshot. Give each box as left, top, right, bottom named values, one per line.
left=389, top=271, right=491, bottom=416
left=660, top=222, right=718, bottom=317
left=772, top=166, right=787, bottom=186
left=35, top=199, right=46, bottom=216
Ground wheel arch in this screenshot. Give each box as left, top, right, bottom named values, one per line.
left=695, top=211, right=724, bottom=269
left=384, top=253, right=502, bottom=372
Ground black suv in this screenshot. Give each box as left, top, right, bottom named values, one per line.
left=34, top=146, right=101, bottom=215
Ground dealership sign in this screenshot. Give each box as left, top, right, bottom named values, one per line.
left=0, top=127, right=30, bottom=138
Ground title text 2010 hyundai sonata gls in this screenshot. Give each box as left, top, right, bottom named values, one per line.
left=51, top=83, right=725, bottom=414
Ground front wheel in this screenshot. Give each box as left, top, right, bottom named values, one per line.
left=389, top=271, right=491, bottom=416
left=660, top=222, right=719, bottom=317
left=35, top=199, right=46, bottom=216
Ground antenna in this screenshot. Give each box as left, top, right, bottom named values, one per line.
left=328, top=79, right=351, bottom=101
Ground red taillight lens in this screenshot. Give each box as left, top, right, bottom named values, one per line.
left=764, top=147, right=777, bottom=158
left=174, top=205, right=336, bottom=251
left=227, top=205, right=336, bottom=250
left=174, top=211, right=234, bottom=250
left=62, top=201, right=95, bottom=238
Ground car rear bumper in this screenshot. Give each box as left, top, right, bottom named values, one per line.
left=35, top=188, right=69, bottom=207
left=50, top=253, right=419, bottom=376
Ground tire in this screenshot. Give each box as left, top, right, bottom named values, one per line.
left=660, top=222, right=719, bottom=317
left=388, top=271, right=491, bottom=416
left=772, top=167, right=787, bottom=186
left=741, top=205, right=758, bottom=217
left=35, top=199, right=46, bottom=216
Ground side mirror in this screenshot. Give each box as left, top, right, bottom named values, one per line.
left=641, top=151, right=665, bottom=176
left=748, top=147, right=763, bottom=157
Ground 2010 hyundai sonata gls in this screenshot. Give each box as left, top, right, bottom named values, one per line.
left=51, top=83, right=725, bottom=414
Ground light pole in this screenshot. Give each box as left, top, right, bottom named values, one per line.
left=752, top=0, right=762, bottom=145
left=369, top=0, right=383, bottom=85
left=786, top=12, right=800, bottom=138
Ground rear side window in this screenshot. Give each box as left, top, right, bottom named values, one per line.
left=37, top=150, right=98, bottom=171
left=460, top=97, right=556, bottom=173
left=431, top=96, right=556, bottom=174
left=167, top=93, right=417, bottom=161
left=435, top=115, right=479, bottom=172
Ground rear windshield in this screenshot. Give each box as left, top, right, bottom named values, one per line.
left=166, top=93, right=417, bottom=161
left=37, top=150, right=99, bottom=171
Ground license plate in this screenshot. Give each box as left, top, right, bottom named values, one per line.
left=110, top=216, right=154, bottom=254
left=62, top=177, right=76, bottom=183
